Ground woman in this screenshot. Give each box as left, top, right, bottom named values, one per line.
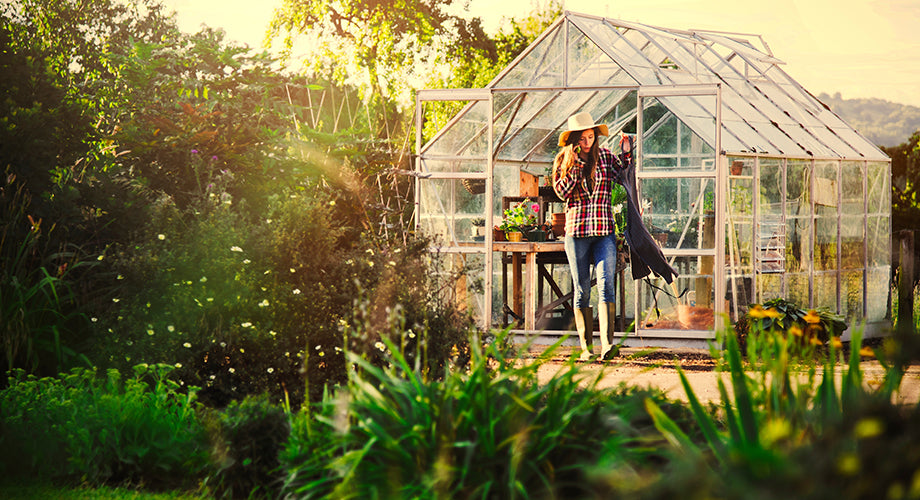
left=553, top=112, right=625, bottom=361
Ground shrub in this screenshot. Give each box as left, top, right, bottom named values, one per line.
left=202, top=395, right=290, bottom=499
left=0, top=364, right=207, bottom=489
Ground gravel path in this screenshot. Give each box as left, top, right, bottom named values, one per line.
left=527, top=346, right=920, bottom=405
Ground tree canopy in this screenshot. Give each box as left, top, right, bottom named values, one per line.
left=268, top=0, right=494, bottom=105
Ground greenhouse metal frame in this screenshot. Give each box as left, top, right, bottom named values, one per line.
left=414, top=11, right=891, bottom=347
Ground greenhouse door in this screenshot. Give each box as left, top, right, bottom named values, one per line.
left=631, top=84, right=724, bottom=342
left=415, top=89, right=495, bottom=330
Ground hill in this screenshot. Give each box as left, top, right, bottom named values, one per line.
left=818, top=92, right=920, bottom=148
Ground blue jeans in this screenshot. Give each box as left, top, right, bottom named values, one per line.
left=564, top=234, right=618, bottom=309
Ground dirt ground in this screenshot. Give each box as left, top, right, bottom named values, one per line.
left=527, top=346, right=920, bottom=405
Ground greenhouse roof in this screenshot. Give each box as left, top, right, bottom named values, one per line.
left=422, top=11, right=888, bottom=163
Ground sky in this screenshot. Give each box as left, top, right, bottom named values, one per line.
left=163, top=0, right=920, bottom=108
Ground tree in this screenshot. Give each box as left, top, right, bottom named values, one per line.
left=884, top=130, right=920, bottom=234
left=267, top=0, right=493, bottom=107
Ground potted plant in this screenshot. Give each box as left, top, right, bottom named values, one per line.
left=500, top=198, right=540, bottom=242
left=471, top=217, right=486, bottom=241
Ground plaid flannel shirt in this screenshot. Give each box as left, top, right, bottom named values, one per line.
left=553, top=147, right=624, bottom=238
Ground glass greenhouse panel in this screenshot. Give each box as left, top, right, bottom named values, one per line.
left=842, top=270, right=865, bottom=322
left=814, top=271, right=837, bottom=311
left=567, top=24, right=630, bottom=87
left=642, top=98, right=715, bottom=173
left=814, top=161, right=839, bottom=273
left=492, top=24, right=565, bottom=88
left=637, top=256, right=714, bottom=332
left=423, top=100, right=490, bottom=157
left=418, top=178, right=486, bottom=246
left=758, top=273, right=784, bottom=303
left=437, top=252, right=486, bottom=323
left=841, top=161, right=865, bottom=217
left=639, top=177, right=715, bottom=250
left=867, top=162, right=890, bottom=214
left=758, top=158, right=784, bottom=217
left=569, top=18, right=651, bottom=83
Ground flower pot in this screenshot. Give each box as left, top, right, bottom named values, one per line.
left=506, top=231, right=524, bottom=242
left=493, top=227, right=506, bottom=242
left=730, top=161, right=743, bottom=176
left=551, top=212, right=566, bottom=237
left=526, top=229, right=546, bottom=242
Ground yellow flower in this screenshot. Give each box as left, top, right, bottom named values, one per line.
left=803, top=309, right=821, bottom=324
left=830, top=337, right=843, bottom=349
left=748, top=304, right=768, bottom=319
left=763, top=307, right=782, bottom=319
left=809, top=337, right=824, bottom=346
left=859, top=346, right=875, bottom=357
left=789, top=325, right=804, bottom=337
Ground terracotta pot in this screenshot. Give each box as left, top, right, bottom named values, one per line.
left=493, top=227, right=506, bottom=242
left=730, top=161, right=743, bottom=176
left=551, top=212, right=566, bottom=237
left=506, top=231, right=524, bottom=242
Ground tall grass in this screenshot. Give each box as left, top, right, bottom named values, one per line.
left=280, top=331, right=697, bottom=499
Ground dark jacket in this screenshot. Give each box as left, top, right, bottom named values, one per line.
left=616, top=153, right=679, bottom=284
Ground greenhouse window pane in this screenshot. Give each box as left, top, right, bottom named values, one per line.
left=842, top=270, right=864, bottom=322
left=424, top=100, right=490, bottom=156
left=639, top=256, right=714, bottom=332
left=641, top=97, right=715, bottom=173
left=435, top=252, right=486, bottom=323
left=841, top=161, right=865, bottom=217
left=567, top=24, right=632, bottom=86
left=841, top=216, right=865, bottom=270
left=418, top=178, right=487, bottom=246
left=758, top=273, right=784, bottom=303
left=639, top=177, right=715, bottom=250
left=493, top=24, right=565, bottom=88
left=759, top=158, right=784, bottom=217
left=866, top=265, right=890, bottom=322
left=786, top=160, right=812, bottom=218
left=786, top=272, right=810, bottom=309
left=814, top=271, right=837, bottom=311
left=868, top=162, right=890, bottom=214
left=867, top=216, right=890, bottom=268
left=786, top=217, right=811, bottom=274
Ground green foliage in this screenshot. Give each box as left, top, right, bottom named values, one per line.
left=0, top=172, right=90, bottom=377
left=744, top=298, right=847, bottom=346
left=0, top=365, right=208, bottom=488
left=883, top=130, right=920, bottom=237
left=269, top=0, right=494, bottom=104
left=280, top=333, right=697, bottom=498
left=644, top=320, right=917, bottom=499
left=201, top=395, right=290, bottom=499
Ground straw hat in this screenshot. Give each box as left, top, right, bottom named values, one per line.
left=557, top=112, right=609, bottom=147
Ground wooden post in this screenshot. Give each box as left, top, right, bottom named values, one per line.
left=898, top=230, right=915, bottom=334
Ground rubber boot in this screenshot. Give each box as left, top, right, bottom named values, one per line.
left=574, top=307, right=594, bottom=361
left=598, top=302, right=619, bottom=360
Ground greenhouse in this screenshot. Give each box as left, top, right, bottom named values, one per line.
left=414, top=11, right=891, bottom=347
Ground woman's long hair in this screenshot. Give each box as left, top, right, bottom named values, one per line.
left=553, top=127, right=602, bottom=182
